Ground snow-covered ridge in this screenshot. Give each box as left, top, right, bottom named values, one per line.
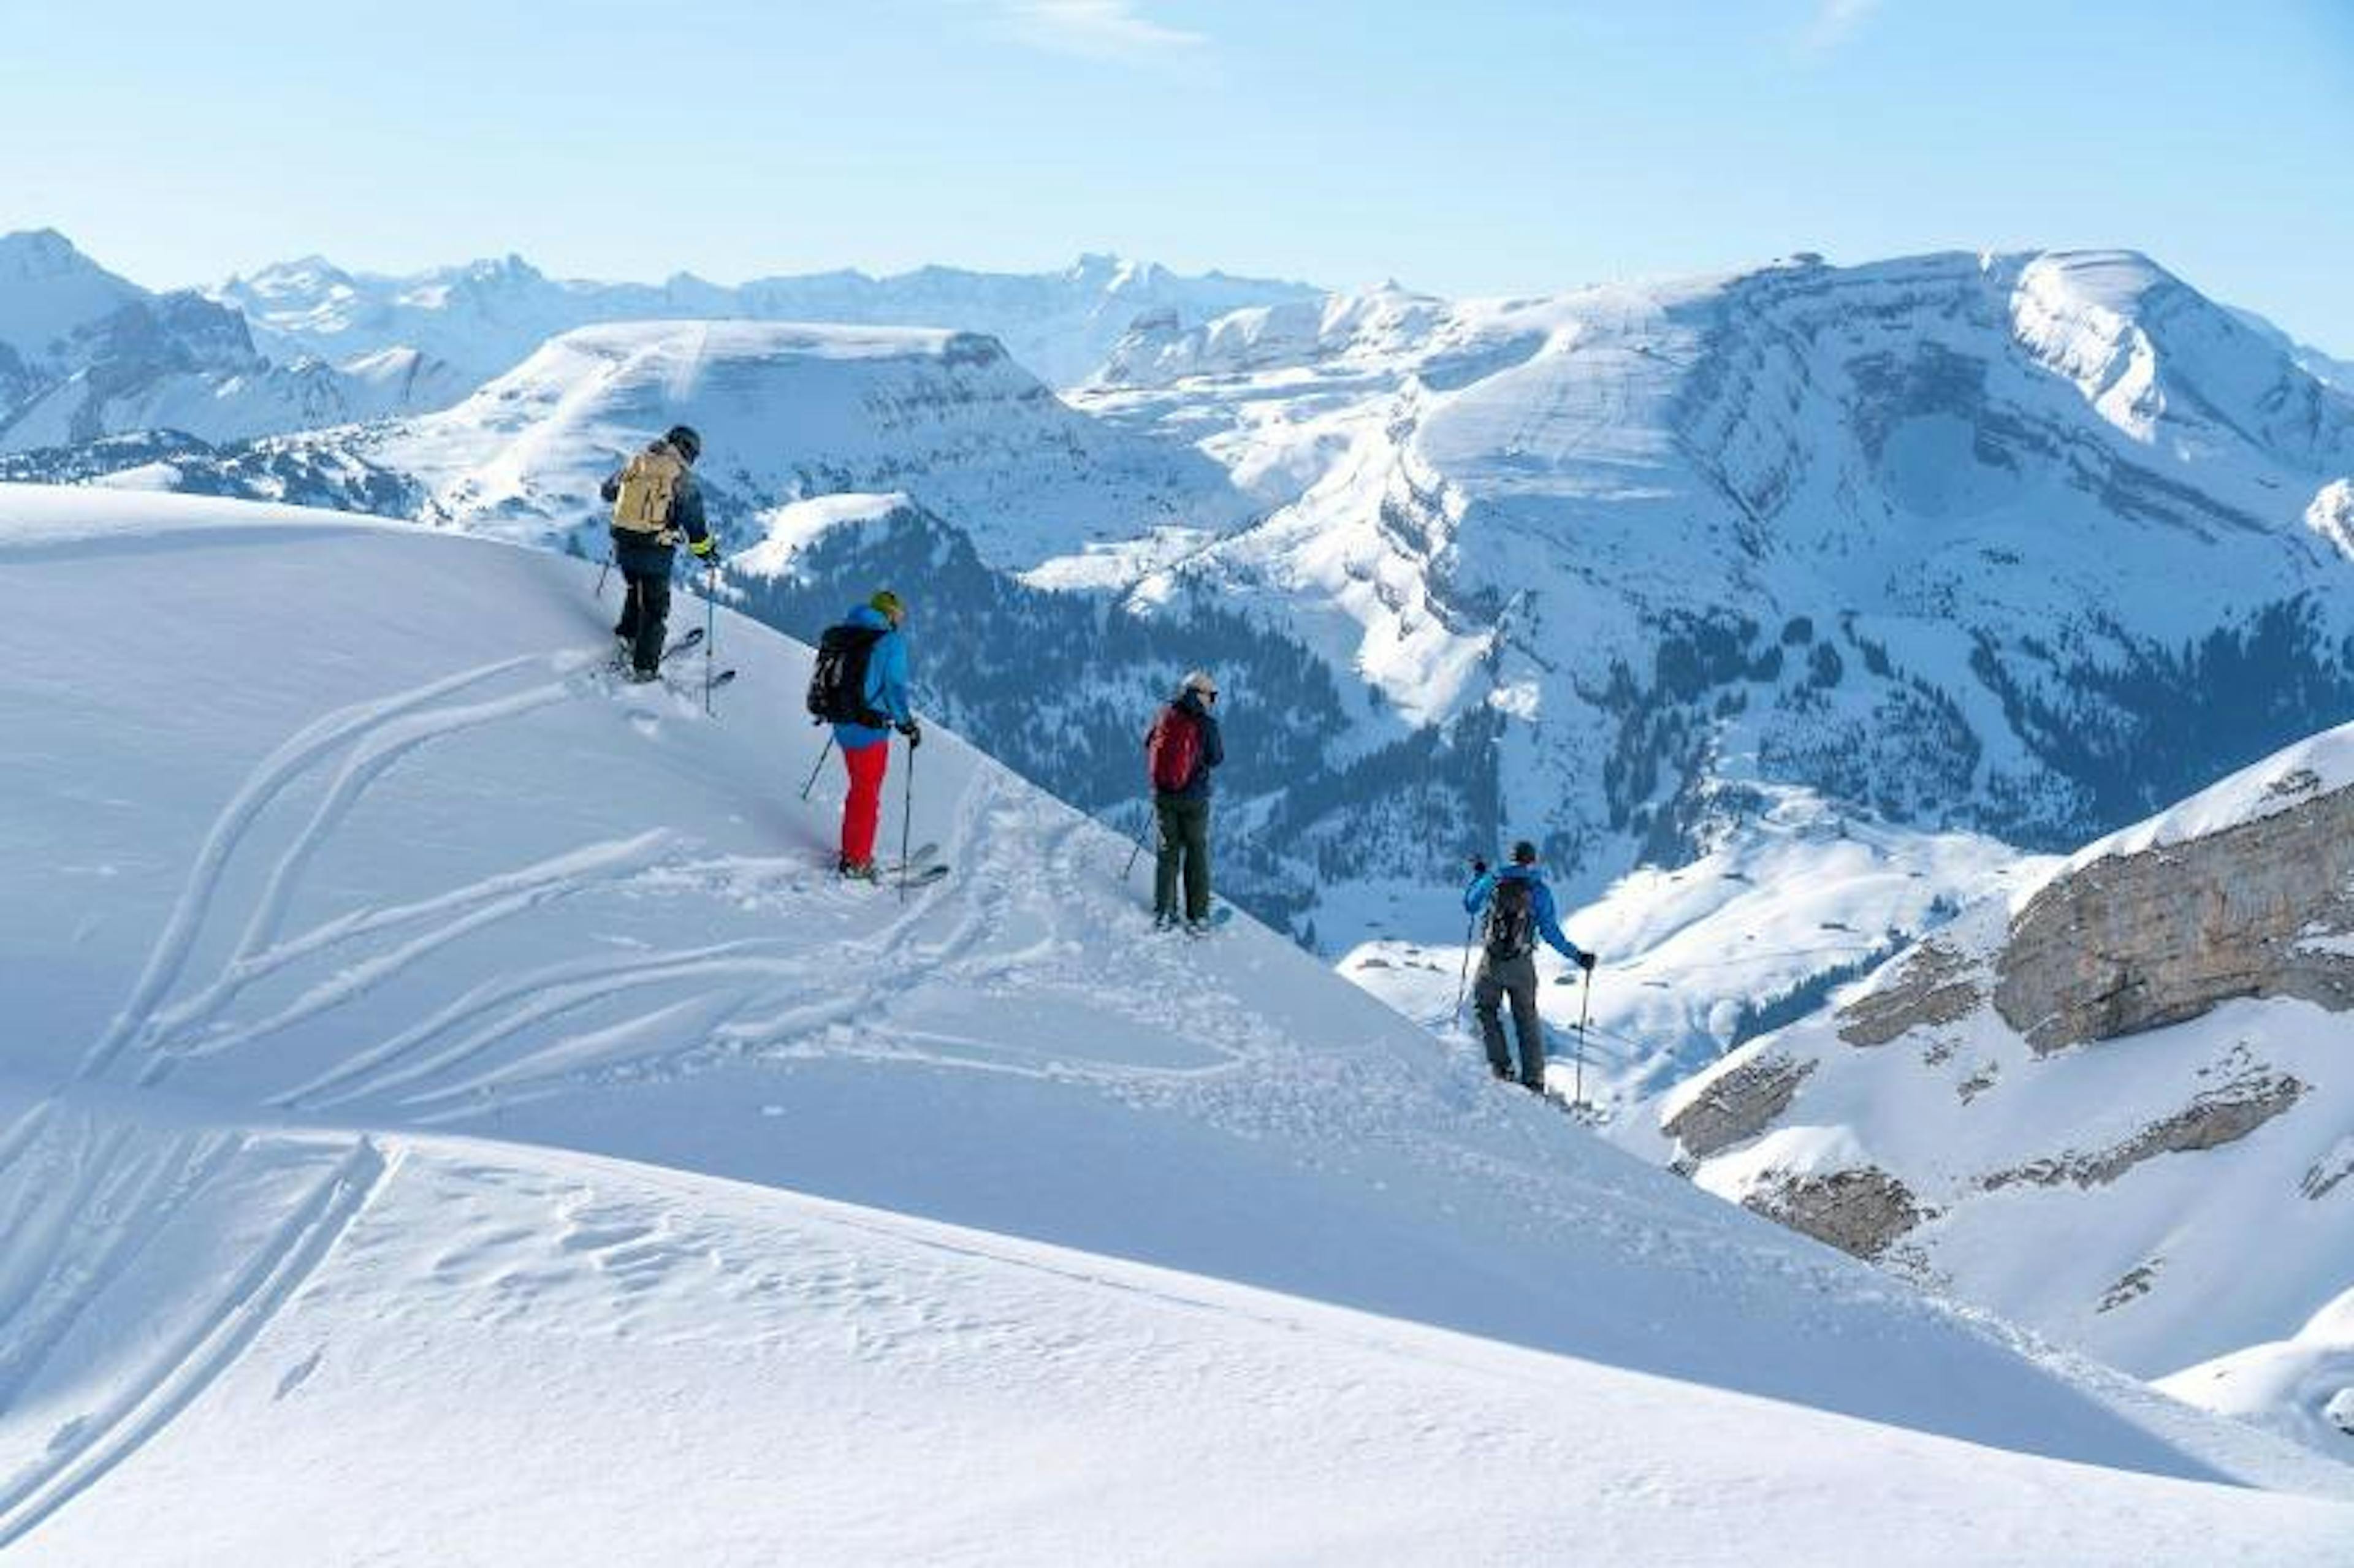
left=7, top=484, right=2352, bottom=1559
left=355, top=317, right=1249, bottom=564
left=2055, top=715, right=2354, bottom=880
left=216, top=247, right=1321, bottom=390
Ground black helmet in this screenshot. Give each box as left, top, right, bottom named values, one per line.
left=664, top=424, right=703, bottom=464
left=1511, top=840, right=1538, bottom=865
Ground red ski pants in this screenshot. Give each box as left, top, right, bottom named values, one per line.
left=840, top=738, right=891, bottom=864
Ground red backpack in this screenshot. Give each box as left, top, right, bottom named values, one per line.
left=1146, top=704, right=1203, bottom=794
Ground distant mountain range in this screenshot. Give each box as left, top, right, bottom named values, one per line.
left=0, top=229, right=1315, bottom=453
left=12, top=231, right=2353, bottom=951
left=0, top=229, right=464, bottom=451
left=211, top=248, right=1317, bottom=390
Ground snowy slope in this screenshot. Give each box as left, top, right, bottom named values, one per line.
left=351, top=319, right=1249, bottom=565
left=6, top=483, right=2352, bottom=1561
left=2165, top=1286, right=2354, bottom=1455
left=215, top=251, right=1319, bottom=390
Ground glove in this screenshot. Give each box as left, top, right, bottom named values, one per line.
left=1577, top=951, right=1598, bottom=973
left=689, top=536, right=715, bottom=559
left=1470, top=857, right=1488, bottom=876
left=896, top=718, right=923, bottom=748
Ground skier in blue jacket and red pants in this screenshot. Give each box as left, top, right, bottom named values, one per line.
left=833, top=591, right=918, bottom=880
left=1464, top=840, right=1595, bottom=1092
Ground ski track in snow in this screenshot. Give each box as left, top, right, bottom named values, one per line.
left=79, top=653, right=547, bottom=1079
left=0, top=1119, right=389, bottom=1551
left=42, top=633, right=1973, bottom=1322
left=64, top=640, right=1278, bottom=1140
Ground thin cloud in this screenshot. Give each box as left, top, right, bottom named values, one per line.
left=1802, top=0, right=1881, bottom=55
left=1001, top=1, right=1206, bottom=60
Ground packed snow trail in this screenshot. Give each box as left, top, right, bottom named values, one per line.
left=4, top=487, right=2352, bottom=1562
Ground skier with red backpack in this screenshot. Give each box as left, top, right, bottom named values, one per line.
left=1464, top=841, right=1595, bottom=1092
left=1145, top=671, right=1224, bottom=934
left=805, top=590, right=919, bottom=881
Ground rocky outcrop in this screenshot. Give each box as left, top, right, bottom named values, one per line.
left=2097, top=1261, right=2162, bottom=1313
left=1663, top=1054, right=1815, bottom=1159
left=1742, top=1168, right=1922, bottom=1261
left=1994, top=776, right=2354, bottom=1052
left=2304, top=1138, right=2354, bottom=1201
left=1979, top=1070, right=2307, bottom=1190
left=1837, top=941, right=1981, bottom=1046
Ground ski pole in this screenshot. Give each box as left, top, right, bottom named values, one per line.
left=703, top=563, right=717, bottom=715
left=798, top=732, right=836, bottom=802
left=1451, top=912, right=1476, bottom=1024
left=1123, top=800, right=1158, bottom=882
left=898, top=737, right=916, bottom=904
left=1574, top=963, right=1594, bottom=1108
left=596, top=552, right=612, bottom=599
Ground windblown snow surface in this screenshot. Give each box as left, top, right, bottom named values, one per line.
left=3, top=485, right=2352, bottom=1565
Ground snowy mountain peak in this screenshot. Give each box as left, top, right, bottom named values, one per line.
left=2008, top=248, right=2353, bottom=466
left=0, top=228, right=147, bottom=358
left=0, top=226, right=116, bottom=281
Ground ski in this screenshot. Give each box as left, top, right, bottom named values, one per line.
left=818, top=845, right=946, bottom=882
left=660, top=668, right=735, bottom=700
left=1152, top=904, right=1235, bottom=934
left=828, top=861, right=951, bottom=888
left=607, top=625, right=705, bottom=674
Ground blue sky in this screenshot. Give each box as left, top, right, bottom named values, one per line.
left=3, top=1, right=2348, bottom=349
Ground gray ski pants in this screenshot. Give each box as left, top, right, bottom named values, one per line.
left=1154, top=794, right=1212, bottom=922
left=1474, top=951, right=1545, bottom=1087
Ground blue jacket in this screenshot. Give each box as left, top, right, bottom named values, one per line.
left=832, top=603, right=913, bottom=751
left=1463, top=864, right=1586, bottom=965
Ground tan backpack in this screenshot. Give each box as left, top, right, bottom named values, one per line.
left=610, top=446, right=685, bottom=536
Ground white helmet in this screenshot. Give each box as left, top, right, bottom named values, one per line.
left=1182, top=670, right=1218, bottom=698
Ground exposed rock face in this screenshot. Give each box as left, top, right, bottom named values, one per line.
left=1742, top=1168, right=1922, bottom=1261
left=1979, top=1070, right=2307, bottom=1190
left=2097, top=1261, right=2162, bottom=1314
left=1837, top=941, right=1982, bottom=1046
left=1994, top=778, right=2354, bottom=1052
left=2303, top=1138, right=2354, bottom=1201
left=1663, top=1054, right=1815, bottom=1159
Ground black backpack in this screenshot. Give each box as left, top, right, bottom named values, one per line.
left=1484, top=875, right=1536, bottom=961
left=807, top=623, right=889, bottom=726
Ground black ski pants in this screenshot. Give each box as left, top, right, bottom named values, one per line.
left=1474, top=951, right=1545, bottom=1089
left=612, top=535, right=674, bottom=674
left=1154, top=794, right=1212, bottom=922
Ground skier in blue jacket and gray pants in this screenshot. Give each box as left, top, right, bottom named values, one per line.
left=1464, top=840, right=1595, bottom=1091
